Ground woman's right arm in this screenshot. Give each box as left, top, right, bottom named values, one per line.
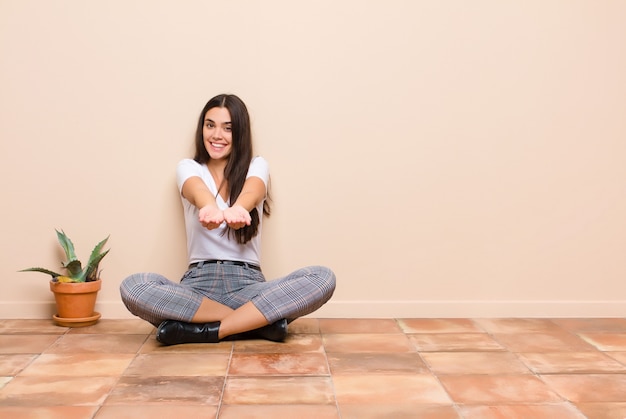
left=181, top=176, right=224, bottom=230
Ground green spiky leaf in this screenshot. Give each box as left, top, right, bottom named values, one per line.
left=56, top=229, right=78, bottom=262
left=79, top=236, right=110, bottom=282
left=19, top=267, right=63, bottom=279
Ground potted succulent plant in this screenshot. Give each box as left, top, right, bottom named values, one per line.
left=20, top=230, right=110, bottom=327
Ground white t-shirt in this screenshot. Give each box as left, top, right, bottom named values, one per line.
left=176, top=157, right=270, bottom=265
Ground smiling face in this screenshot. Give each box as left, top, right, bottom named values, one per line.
left=203, top=107, right=233, bottom=161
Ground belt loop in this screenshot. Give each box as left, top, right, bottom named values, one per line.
left=197, top=261, right=205, bottom=269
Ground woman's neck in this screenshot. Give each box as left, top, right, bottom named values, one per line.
left=207, top=158, right=227, bottom=173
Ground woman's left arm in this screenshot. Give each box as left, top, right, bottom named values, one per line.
left=223, top=176, right=266, bottom=229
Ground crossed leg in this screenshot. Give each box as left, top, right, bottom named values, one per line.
left=191, top=299, right=268, bottom=340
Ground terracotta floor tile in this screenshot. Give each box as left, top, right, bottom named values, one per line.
left=493, top=332, right=597, bottom=352
left=459, top=403, right=586, bottom=419
left=234, top=333, right=324, bottom=353
left=19, top=354, right=134, bottom=376
left=578, top=333, right=626, bottom=351
left=338, top=404, right=460, bottom=419
left=288, top=317, right=320, bottom=334
left=518, top=352, right=626, bottom=374
left=0, top=320, right=68, bottom=334
left=0, top=406, right=99, bottom=419
left=328, top=352, right=428, bottom=375
left=123, top=353, right=229, bottom=376
left=0, top=376, right=118, bottom=406
left=333, top=374, right=450, bottom=404
left=105, top=376, right=224, bottom=405
left=409, top=333, right=504, bottom=352
left=323, top=333, right=415, bottom=353
left=219, top=404, right=340, bottom=418
left=319, top=318, right=402, bottom=333
left=438, top=375, right=562, bottom=404
left=541, top=374, right=626, bottom=402
left=140, top=335, right=233, bottom=353
left=45, top=334, right=148, bottom=354
left=0, top=354, right=36, bottom=375
left=229, top=352, right=329, bottom=375
left=95, top=405, right=218, bottom=418
left=398, top=318, right=483, bottom=333
left=473, top=318, right=563, bottom=334
left=223, top=376, right=334, bottom=404
left=575, top=402, right=626, bottom=419
left=1, top=317, right=624, bottom=414
left=421, top=352, right=531, bottom=375
left=0, top=335, right=60, bottom=354
left=68, top=319, right=154, bottom=335
left=551, top=318, right=626, bottom=333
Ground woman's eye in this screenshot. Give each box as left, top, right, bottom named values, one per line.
left=224, top=126, right=232, bottom=132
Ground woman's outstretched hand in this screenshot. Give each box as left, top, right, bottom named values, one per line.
left=199, top=205, right=224, bottom=230
left=223, top=205, right=251, bottom=230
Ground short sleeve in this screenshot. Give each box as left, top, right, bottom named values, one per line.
left=176, top=159, right=203, bottom=193
left=247, top=156, right=270, bottom=188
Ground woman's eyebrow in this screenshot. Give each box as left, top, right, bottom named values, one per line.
left=204, top=118, right=231, bottom=125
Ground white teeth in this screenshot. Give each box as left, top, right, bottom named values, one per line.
left=211, top=143, right=225, bottom=148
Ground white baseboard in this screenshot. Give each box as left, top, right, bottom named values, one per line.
left=1, top=300, right=624, bottom=319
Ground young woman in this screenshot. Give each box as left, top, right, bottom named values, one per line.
left=120, top=94, right=336, bottom=345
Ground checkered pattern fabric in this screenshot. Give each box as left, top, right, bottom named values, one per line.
left=120, top=264, right=336, bottom=326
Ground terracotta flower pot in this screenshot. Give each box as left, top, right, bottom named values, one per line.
left=49, top=279, right=102, bottom=327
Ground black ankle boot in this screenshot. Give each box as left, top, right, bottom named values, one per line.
left=224, top=319, right=288, bottom=342
left=156, top=320, right=221, bottom=345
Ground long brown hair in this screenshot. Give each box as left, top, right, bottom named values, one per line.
left=194, top=94, right=270, bottom=244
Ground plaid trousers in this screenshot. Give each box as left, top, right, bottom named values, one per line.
left=120, top=263, right=336, bottom=326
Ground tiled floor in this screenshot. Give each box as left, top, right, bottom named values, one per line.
left=1, top=318, right=626, bottom=418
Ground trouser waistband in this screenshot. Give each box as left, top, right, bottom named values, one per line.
left=188, top=260, right=261, bottom=271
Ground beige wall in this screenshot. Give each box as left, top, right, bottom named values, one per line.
left=1, top=0, right=625, bottom=319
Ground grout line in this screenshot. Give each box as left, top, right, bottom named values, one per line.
left=215, top=341, right=235, bottom=418
left=99, top=332, right=152, bottom=417
left=399, top=318, right=464, bottom=417
left=317, top=321, right=343, bottom=418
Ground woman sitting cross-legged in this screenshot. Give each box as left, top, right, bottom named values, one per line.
left=119, top=94, right=336, bottom=345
